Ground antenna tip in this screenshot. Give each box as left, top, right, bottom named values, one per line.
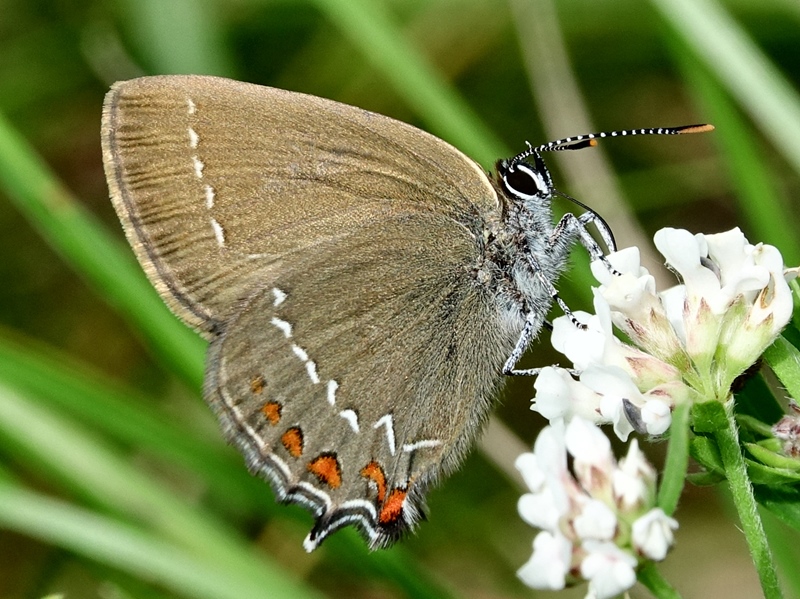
left=677, top=123, right=715, bottom=134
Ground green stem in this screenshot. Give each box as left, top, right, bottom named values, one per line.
left=638, top=561, right=682, bottom=599
left=714, top=400, right=783, bottom=599
left=658, top=401, right=691, bottom=515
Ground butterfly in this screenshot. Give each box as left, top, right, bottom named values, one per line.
left=101, top=75, right=711, bottom=550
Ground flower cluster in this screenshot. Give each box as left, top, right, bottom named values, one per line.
left=517, top=227, right=797, bottom=597
left=533, top=227, right=797, bottom=440
left=516, top=417, right=677, bottom=598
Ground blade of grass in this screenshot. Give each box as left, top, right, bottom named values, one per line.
left=320, top=0, right=508, bottom=117
left=0, top=481, right=320, bottom=599
left=659, top=401, right=691, bottom=516
left=670, top=41, right=800, bottom=264
left=0, top=330, right=272, bottom=517
left=650, top=0, right=800, bottom=178
left=763, top=336, right=800, bottom=402
left=0, top=384, right=309, bottom=592
left=307, top=0, right=507, bottom=165
left=0, top=109, right=205, bottom=389
left=111, top=0, right=236, bottom=77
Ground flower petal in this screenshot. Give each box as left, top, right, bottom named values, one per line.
left=517, top=531, right=572, bottom=590
left=632, top=508, right=678, bottom=560
left=654, top=228, right=721, bottom=302
left=574, top=499, right=617, bottom=542
left=580, top=541, right=638, bottom=599
left=532, top=367, right=604, bottom=424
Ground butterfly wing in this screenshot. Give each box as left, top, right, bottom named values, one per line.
left=102, top=75, right=515, bottom=548
left=207, top=214, right=517, bottom=549
left=101, top=75, right=498, bottom=336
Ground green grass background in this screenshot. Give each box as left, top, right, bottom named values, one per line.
left=0, top=0, right=799, bottom=597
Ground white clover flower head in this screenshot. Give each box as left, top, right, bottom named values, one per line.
left=532, top=227, right=796, bottom=441
left=518, top=227, right=794, bottom=595
left=650, top=227, right=796, bottom=392
left=516, top=418, right=673, bottom=596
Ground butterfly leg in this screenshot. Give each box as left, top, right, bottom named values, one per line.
left=553, top=211, right=620, bottom=276
left=502, top=311, right=545, bottom=376
left=502, top=251, right=585, bottom=376
left=502, top=211, right=618, bottom=377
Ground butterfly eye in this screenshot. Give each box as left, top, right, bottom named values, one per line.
left=500, top=162, right=548, bottom=200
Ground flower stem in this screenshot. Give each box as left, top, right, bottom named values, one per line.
left=638, top=561, right=682, bottom=599
left=714, top=400, right=783, bottom=599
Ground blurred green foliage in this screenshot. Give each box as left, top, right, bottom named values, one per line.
left=0, top=0, right=799, bottom=598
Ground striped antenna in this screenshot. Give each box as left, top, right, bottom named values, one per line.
left=511, top=123, right=714, bottom=164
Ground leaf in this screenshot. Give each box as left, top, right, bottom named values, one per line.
left=763, top=336, right=800, bottom=402
left=755, top=487, right=800, bottom=534
left=691, top=401, right=728, bottom=433
left=745, top=442, right=800, bottom=472
left=746, top=459, right=800, bottom=486
left=689, top=435, right=725, bottom=476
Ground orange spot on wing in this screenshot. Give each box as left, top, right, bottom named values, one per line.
left=307, top=453, right=342, bottom=489
left=360, top=461, right=387, bottom=503
left=261, top=401, right=282, bottom=425
left=280, top=427, right=304, bottom=457
left=250, top=374, right=266, bottom=394
left=379, top=487, right=408, bottom=525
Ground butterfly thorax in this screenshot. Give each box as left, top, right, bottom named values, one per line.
left=475, top=157, right=568, bottom=335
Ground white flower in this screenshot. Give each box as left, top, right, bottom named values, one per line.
left=532, top=366, right=603, bottom=424
left=640, top=397, right=672, bottom=435
left=540, top=227, right=796, bottom=438
left=654, top=228, right=723, bottom=310
left=632, top=508, right=679, bottom=560
left=723, top=243, right=796, bottom=377
left=515, top=422, right=570, bottom=530
left=516, top=418, right=671, bottom=595
left=517, top=486, right=561, bottom=532
left=574, top=499, right=617, bottom=541
left=517, top=530, right=572, bottom=590
left=566, top=413, right=613, bottom=467
left=579, top=365, right=642, bottom=442
left=580, top=541, right=638, bottom=599
left=650, top=227, right=796, bottom=382
left=613, top=439, right=656, bottom=510
left=592, top=247, right=685, bottom=362
left=551, top=309, right=606, bottom=370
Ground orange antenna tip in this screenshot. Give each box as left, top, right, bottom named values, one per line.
left=677, top=124, right=715, bottom=134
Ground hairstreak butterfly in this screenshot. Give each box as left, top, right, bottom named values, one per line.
left=101, top=75, right=711, bottom=550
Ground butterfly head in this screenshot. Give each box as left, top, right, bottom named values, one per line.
left=496, top=146, right=553, bottom=205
